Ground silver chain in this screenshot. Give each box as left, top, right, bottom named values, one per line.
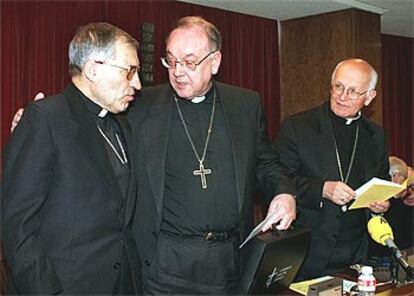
left=97, top=124, right=128, bottom=165
left=334, top=123, right=359, bottom=183
left=174, top=89, right=216, bottom=165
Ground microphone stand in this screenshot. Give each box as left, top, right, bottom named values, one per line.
left=389, top=257, right=399, bottom=284
left=387, top=242, right=414, bottom=281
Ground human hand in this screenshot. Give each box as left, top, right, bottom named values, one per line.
left=261, top=193, right=296, bottom=232
left=10, top=92, right=45, bottom=133
left=368, top=200, right=390, bottom=213
left=10, top=108, right=24, bottom=133
left=323, top=181, right=356, bottom=206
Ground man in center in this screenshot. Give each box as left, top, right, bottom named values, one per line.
left=129, top=16, right=296, bottom=294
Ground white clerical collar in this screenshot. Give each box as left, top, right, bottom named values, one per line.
left=98, top=108, right=109, bottom=118
left=345, top=111, right=361, bottom=125
left=191, top=95, right=206, bottom=104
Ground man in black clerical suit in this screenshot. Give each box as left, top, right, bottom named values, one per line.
left=275, top=59, right=391, bottom=280
left=1, top=23, right=142, bottom=294
left=8, top=16, right=296, bottom=295
left=127, top=16, right=296, bottom=294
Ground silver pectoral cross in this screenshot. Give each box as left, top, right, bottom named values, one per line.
left=193, top=162, right=212, bottom=189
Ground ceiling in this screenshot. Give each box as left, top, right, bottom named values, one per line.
left=178, top=0, right=414, bottom=38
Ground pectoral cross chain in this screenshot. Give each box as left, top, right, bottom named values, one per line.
left=193, top=162, right=212, bottom=190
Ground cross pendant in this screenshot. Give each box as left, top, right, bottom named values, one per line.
left=193, top=162, right=212, bottom=189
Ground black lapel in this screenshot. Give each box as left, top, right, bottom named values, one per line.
left=315, top=103, right=341, bottom=180
left=141, top=85, right=172, bottom=217
left=117, top=115, right=136, bottom=226
left=217, top=83, right=249, bottom=211
left=63, top=84, right=123, bottom=201
left=359, top=118, right=377, bottom=180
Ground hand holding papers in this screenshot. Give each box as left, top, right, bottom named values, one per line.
left=240, top=194, right=296, bottom=248
left=348, top=177, right=405, bottom=210
left=239, top=211, right=277, bottom=249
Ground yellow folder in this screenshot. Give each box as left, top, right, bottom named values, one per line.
left=349, top=177, right=405, bottom=210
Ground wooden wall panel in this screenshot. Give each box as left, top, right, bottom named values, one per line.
left=280, top=9, right=383, bottom=125
left=353, top=9, right=382, bottom=124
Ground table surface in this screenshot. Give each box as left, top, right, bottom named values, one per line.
left=281, top=269, right=414, bottom=296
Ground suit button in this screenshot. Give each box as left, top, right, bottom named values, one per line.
left=332, top=234, right=338, bottom=239
left=152, top=231, right=158, bottom=238
left=144, top=259, right=151, bottom=267
left=113, top=262, right=121, bottom=270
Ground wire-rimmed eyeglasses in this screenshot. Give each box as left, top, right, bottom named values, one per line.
left=160, top=51, right=216, bottom=71
left=94, top=60, right=139, bottom=81
left=330, top=83, right=371, bottom=100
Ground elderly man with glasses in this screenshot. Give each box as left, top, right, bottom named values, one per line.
left=127, top=16, right=296, bottom=294
left=9, top=16, right=296, bottom=294
left=2, top=23, right=142, bottom=294
left=275, top=58, right=390, bottom=280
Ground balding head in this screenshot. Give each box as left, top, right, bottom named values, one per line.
left=329, top=58, right=378, bottom=118
left=389, top=156, right=408, bottom=184
left=331, top=59, right=377, bottom=90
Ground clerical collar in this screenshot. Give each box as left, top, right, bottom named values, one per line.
left=191, top=95, right=206, bottom=103
left=344, top=111, right=361, bottom=125
left=73, top=84, right=110, bottom=118
left=98, top=109, right=109, bottom=118
left=175, top=85, right=215, bottom=104
left=330, top=108, right=361, bottom=125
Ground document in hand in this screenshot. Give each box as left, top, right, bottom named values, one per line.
left=239, top=211, right=277, bottom=249
left=348, top=177, right=405, bottom=210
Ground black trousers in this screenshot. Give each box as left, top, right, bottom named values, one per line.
left=144, top=231, right=240, bottom=295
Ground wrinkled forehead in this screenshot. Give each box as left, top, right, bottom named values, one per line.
left=114, top=42, right=138, bottom=63
left=166, top=27, right=210, bottom=56
left=332, top=63, right=371, bottom=88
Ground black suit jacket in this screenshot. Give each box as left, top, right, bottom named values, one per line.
left=1, top=84, right=141, bottom=294
left=275, top=102, right=389, bottom=279
left=127, top=82, right=291, bottom=276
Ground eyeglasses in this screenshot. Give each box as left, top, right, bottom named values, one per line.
left=94, top=61, right=138, bottom=81
left=330, top=83, right=370, bottom=100
left=160, top=51, right=216, bottom=71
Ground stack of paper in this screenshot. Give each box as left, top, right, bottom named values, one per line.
left=289, top=276, right=356, bottom=295
left=349, top=177, right=405, bottom=210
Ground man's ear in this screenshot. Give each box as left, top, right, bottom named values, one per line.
left=211, top=51, right=222, bottom=75
left=84, top=60, right=99, bottom=82
left=364, top=89, right=377, bottom=106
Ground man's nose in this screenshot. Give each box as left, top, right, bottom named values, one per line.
left=173, top=61, right=186, bottom=76
left=339, top=90, right=350, bottom=101
left=130, top=71, right=142, bottom=90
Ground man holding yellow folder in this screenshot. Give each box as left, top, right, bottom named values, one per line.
left=275, top=59, right=390, bottom=280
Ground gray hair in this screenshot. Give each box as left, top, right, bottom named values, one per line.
left=389, top=156, right=408, bottom=180
left=331, top=59, right=378, bottom=90
left=68, top=22, right=139, bottom=77
left=167, top=16, right=222, bottom=52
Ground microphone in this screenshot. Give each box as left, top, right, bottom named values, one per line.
left=367, top=215, right=394, bottom=246
left=367, top=216, right=413, bottom=279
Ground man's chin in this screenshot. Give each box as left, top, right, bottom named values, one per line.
left=175, top=90, right=193, bottom=100
left=332, top=107, right=353, bottom=118
left=111, top=104, right=129, bottom=114
left=120, top=103, right=129, bottom=112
